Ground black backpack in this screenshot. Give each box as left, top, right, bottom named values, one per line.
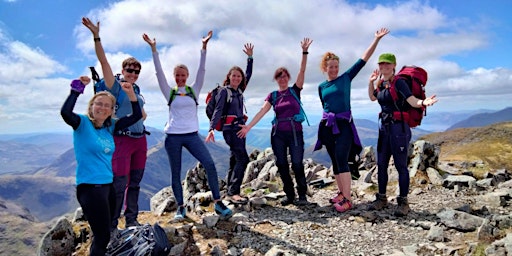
left=106, top=223, right=171, bottom=256
left=205, top=85, right=243, bottom=131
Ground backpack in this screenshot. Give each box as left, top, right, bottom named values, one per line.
left=106, top=223, right=171, bottom=256
left=270, top=87, right=310, bottom=126
left=168, top=85, right=198, bottom=106
left=205, top=84, right=240, bottom=131
left=389, top=66, right=428, bottom=128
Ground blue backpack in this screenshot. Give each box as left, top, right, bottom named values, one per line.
left=270, top=87, right=310, bottom=126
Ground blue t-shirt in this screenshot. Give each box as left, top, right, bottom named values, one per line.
left=97, top=79, right=145, bottom=133
left=73, top=114, right=115, bottom=185
left=318, top=59, right=366, bottom=114
left=265, top=84, right=302, bottom=132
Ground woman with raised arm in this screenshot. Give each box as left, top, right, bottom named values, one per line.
left=142, top=31, right=233, bottom=220
left=82, top=17, right=148, bottom=229
left=204, top=44, right=255, bottom=205
left=61, top=76, right=142, bottom=255
left=237, top=38, right=313, bottom=206
left=314, top=28, right=389, bottom=213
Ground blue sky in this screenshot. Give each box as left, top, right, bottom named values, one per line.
left=1, top=0, right=511, bottom=134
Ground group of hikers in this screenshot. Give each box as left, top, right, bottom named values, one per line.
left=61, top=17, right=438, bottom=255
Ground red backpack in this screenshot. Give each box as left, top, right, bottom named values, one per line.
left=388, top=66, right=428, bottom=128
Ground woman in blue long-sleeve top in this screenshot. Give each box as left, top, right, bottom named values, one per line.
left=61, top=76, right=142, bottom=255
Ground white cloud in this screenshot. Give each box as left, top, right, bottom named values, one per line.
left=1, top=0, right=511, bottom=134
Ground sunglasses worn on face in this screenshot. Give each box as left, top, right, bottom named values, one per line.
left=124, top=68, right=141, bottom=75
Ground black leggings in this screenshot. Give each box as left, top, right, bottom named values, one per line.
left=77, top=183, right=115, bottom=256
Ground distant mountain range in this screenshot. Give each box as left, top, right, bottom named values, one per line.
left=0, top=106, right=510, bottom=222
left=445, top=107, right=512, bottom=131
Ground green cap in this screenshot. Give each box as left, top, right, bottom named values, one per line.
left=378, top=53, right=396, bottom=64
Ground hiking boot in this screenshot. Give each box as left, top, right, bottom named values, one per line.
left=214, top=201, right=233, bottom=220
left=367, top=193, right=388, bottom=211
left=394, top=196, right=410, bottom=217
left=125, top=220, right=141, bottom=228
left=295, top=196, right=309, bottom=206
left=333, top=198, right=352, bottom=213
left=174, top=206, right=186, bottom=220
left=280, top=196, right=295, bottom=206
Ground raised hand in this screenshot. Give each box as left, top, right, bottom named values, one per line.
left=301, top=37, right=313, bottom=51
left=375, top=28, right=390, bottom=40
left=142, top=33, right=156, bottom=47
left=82, top=17, right=100, bottom=37
left=202, top=30, right=213, bottom=45
left=121, top=82, right=136, bottom=100
left=142, top=33, right=157, bottom=52
left=369, top=69, right=380, bottom=83
left=79, top=76, right=91, bottom=86
left=243, top=43, right=254, bottom=57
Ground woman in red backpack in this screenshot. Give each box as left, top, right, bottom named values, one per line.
left=367, top=53, right=438, bottom=216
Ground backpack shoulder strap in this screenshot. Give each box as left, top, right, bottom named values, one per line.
left=271, top=90, right=278, bottom=107
left=185, top=85, right=198, bottom=105
left=168, top=86, right=178, bottom=106
left=289, top=87, right=310, bottom=126
left=225, top=87, right=234, bottom=103
left=168, top=85, right=198, bottom=106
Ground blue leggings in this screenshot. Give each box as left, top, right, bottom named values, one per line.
left=165, top=132, right=221, bottom=206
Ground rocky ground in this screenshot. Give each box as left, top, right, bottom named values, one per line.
left=39, top=142, right=512, bottom=256
left=67, top=177, right=511, bottom=256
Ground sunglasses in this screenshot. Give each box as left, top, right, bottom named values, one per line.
left=124, top=68, right=141, bottom=75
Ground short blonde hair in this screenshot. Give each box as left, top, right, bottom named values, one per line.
left=174, top=64, right=189, bottom=75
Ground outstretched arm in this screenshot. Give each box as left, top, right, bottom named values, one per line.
left=237, top=101, right=272, bottom=138
left=406, top=94, right=438, bottom=108
left=361, top=28, right=389, bottom=62
left=194, top=30, right=213, bottom=94
left=295, top=37, right=313, bottom=89
left=82, top=17, right=115, bottom=88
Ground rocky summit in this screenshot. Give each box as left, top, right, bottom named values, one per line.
left=38, top=140, right=512, bottom=256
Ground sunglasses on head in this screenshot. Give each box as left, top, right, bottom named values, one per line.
left=124, top=68, right=141, bottom=75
